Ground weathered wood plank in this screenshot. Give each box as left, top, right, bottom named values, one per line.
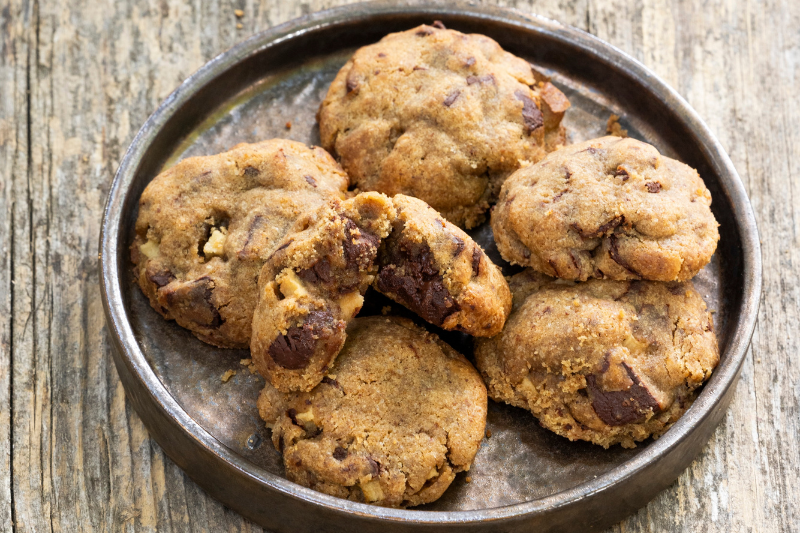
left=0, top=0, right=27, bottom=531
left=2, top=0, right=798, bottom=531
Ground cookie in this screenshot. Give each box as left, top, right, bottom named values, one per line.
left=375, top=194, right=512, bottom=336
left=250, top=192, right=396, bottom=392
left=475, top=270, right=719, bottom=448
left=492, top=136, right=720, bottom=281
left=258, top=316, right=487, bottom=507
left=318, top=22, right=569, bottom=229
left=131, top=139, right=348, bottom=348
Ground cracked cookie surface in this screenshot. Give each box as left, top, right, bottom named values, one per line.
left=258, top=316, right=487, bottom=507
left=131, top=139, right=348, bottom=348
left=318, top=22, right=569, bottom=229
left=475, top=270, right=719, bottom=448
left=492, top=136, right=719, bottom=281
left=375, top=195, right=512, bottom=336
left=250, top=192, right=396, bottom=392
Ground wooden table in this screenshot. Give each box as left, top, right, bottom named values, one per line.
left=1, top=0, right=796, bottom=531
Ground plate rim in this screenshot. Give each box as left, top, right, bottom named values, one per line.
left=99, top=0, right=762, bottom=527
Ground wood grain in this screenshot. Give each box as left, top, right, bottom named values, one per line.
left=0, top=0, right=797, bottom=531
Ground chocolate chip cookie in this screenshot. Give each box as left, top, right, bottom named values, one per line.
left=318, top=22, right=569, bottom=229
left=475, top=270, right=719, bottom=448
left=492, top=136, right=720, bottom=281
left=250, top=192, right=396, bottom=392
left=375, top=194, right=512, bottom=336
left=258, top=316, right=487, bottom=507
left=131, top=139, right=348, bottom=348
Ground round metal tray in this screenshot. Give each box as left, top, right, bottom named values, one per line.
left=99, top=2, right=762, bottom=531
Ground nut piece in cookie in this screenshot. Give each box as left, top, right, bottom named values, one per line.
left=374, top=195, right=512, bottom=337
left=251, top=193, right=396, bottom=392
left=492, top=136, right=720, bottom=281
left=131, top=139, right=348, bottom=348
left=318, top=23, right=569, bottom=229
left=258, top=316, right=488, bottom=507
left=475, top=269, right=719, bottom=448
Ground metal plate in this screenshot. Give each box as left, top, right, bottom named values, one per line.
left=99, top=2, right=762, bottom=531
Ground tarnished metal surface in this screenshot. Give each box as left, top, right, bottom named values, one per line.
left=101, top=2, right=761, bottom=531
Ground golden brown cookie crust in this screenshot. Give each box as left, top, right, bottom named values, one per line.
left=318, top=23, right=569, bottom=228
left=492, top=136, right=720, bottom=281
left=374, top=195, right=512, bottom=336
left=131, top=139, right=348, bottom=348
left=475, top=270, right=719, bottom=448
left=250, top=192, right=396, bottom=392
left=258, top=316, right=487, bottom=507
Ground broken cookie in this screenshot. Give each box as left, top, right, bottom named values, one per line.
left=375, top=195, right=512, bottom=337
left=250, top=192, right=396, bottom=392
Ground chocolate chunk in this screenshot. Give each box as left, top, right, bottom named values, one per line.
left=645, top=181, right=662, bottom=193
left=416, top=28, right=434, bottom=36
left=147, top=267, right=174, bottom=288
left=239, top=215, right=267, bottom=260
left=452, top=236, right=465, bottom=258
left=297, top=257, right=333, bottom=285
left=572, top=215, right=625, bottom=239
left=465, top=56, right=476, bottom=67
left=342, top=219, right=379, bottom=271
left=552, top=189, right=568, bottom=202
left=514, top=90, right=544, bottom=134
left=614, top=166, right=630, bottom=181
left=608, top=234, right=641, bottom=277
left=346, top=68, right=360, bottom=94
left=586, top=363, right=660, bottom=426
left=569, top=252, right=580, bottom=271
left=378, top=52, right=386, bottom=58
left=376, top=239, right=460, bottom=327
left=269, top=311, right=335, bottom=369
left=273, top=238, right=292, bottom=255
left=367, top=457, right=381, bottom=476
left=412, top=65, right=427, bottom=71
left=333, top=446, right=348, bottom=461
left=444, top=90, right=461, bottom=107
left=304, top=175, right=318, bottom=187
left=286, top=408, right=300, bottom=426
left=432, top=20, right=446, bottom=29
left=467, top=74, right=495, bottom=85
left=161, top=276, right=222, bottom=328
left=547, top=259, right=561, bottom=278
left=321, top=376, right=342, bottom=391
left=471, top=247, right=482, bottom=277
left=243, top=166, right=259, bottom=178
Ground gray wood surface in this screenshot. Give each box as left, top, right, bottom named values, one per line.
left=1, top=0, right=797, bottom=531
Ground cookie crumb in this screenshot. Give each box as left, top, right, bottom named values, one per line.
left=285, top=121, right=292, bottom=130
left=381, top=306, right=392, bottom=315
left=485, top=430, right=492, bottom=438
left=240, top=358, right=252, bottom=366
left=221, top=369, right=237, bottom=383
left=606, top=114, right=628, bottom=138
left=465, top=476, right=472, bottom=483
left=234, top=9, right=244, bottom=18
left=236, top=23, right=243, bottom=29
